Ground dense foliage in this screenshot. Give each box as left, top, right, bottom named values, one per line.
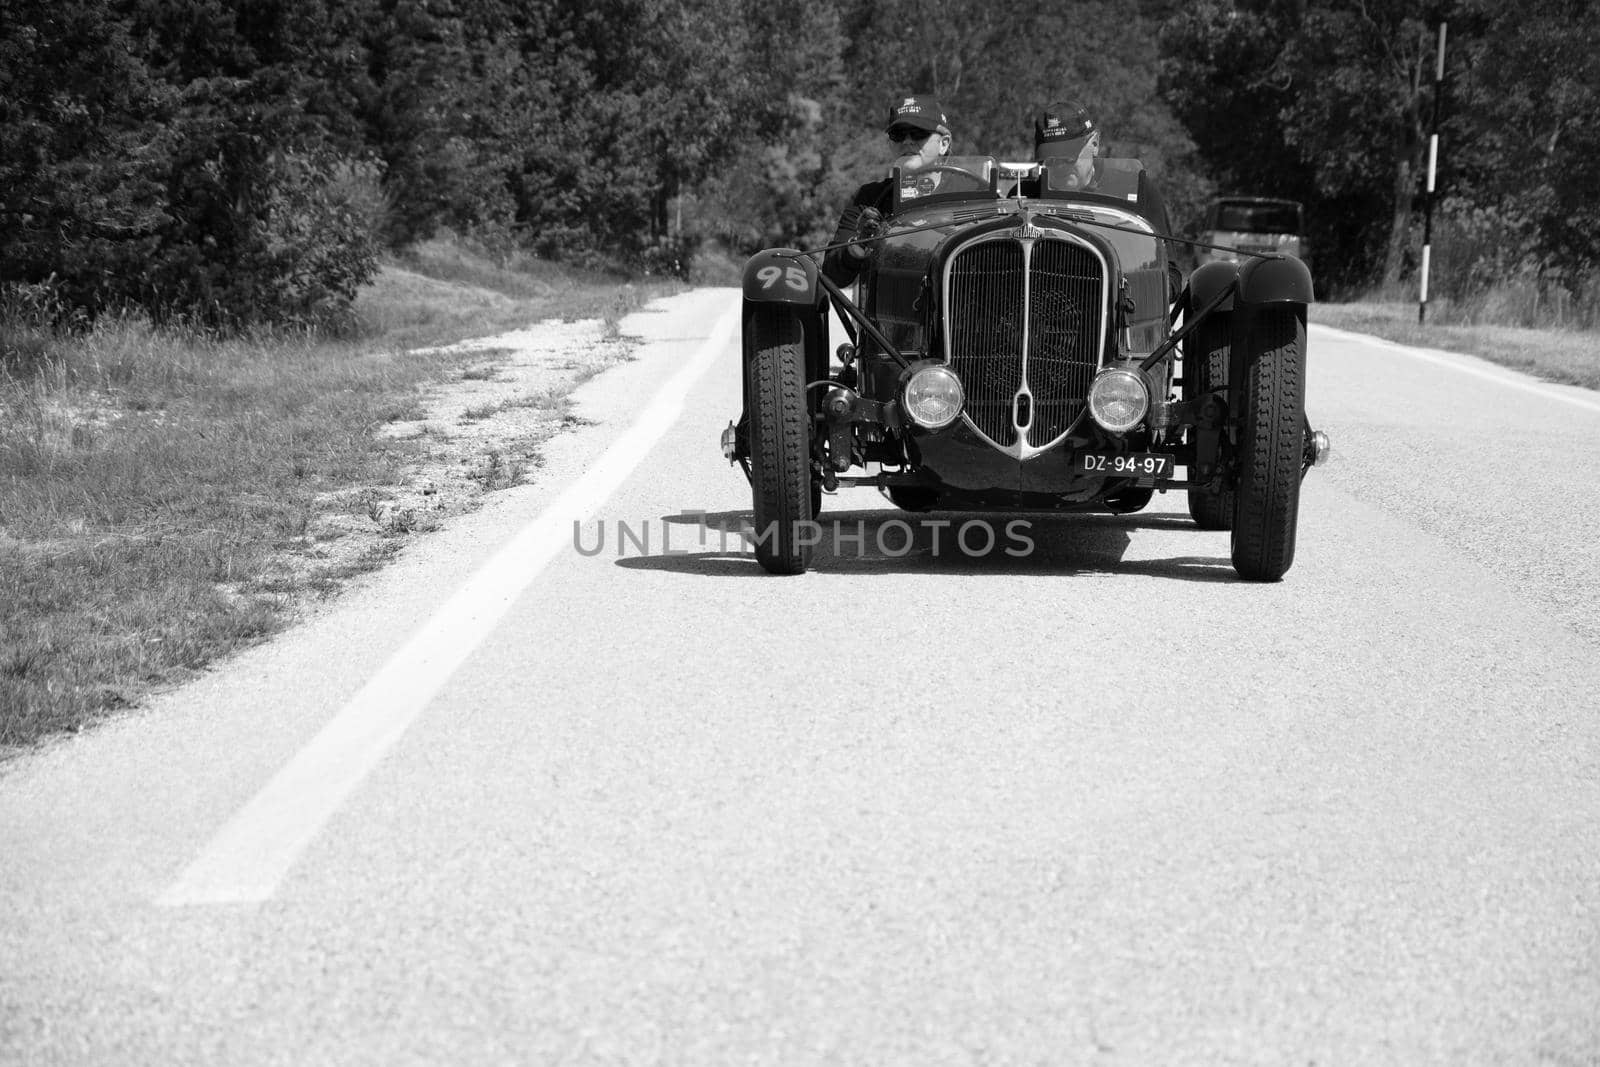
left=1160, top=0, right=1599, bottom=297
left=1, top=0, right=1592, bottom=326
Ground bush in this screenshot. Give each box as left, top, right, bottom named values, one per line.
left=1421, top=199, right=1600, bottom=330
left=134, top=136, right=381, bottom=332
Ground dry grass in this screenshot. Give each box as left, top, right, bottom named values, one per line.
left=353, top=237, right=667, bottom=349
left=1, top=239, right=676, bottom=750
left=1311, top=302, right=1600, bottom=391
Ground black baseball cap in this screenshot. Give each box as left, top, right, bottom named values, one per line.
left=886, top=94, right=950, bottom=135
left=1034, top=100, right=1097, bottom=148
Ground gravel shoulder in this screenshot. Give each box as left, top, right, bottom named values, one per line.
left=267, top=320, right=636, bottom=610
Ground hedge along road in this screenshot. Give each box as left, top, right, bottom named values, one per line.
left=3, top=287, right=1598, bottom=1065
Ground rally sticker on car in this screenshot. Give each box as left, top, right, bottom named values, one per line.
left=1074, top=452, right=1175, bottom=477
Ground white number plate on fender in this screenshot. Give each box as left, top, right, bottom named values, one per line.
left=1074, top=452, right=1175, bottom=478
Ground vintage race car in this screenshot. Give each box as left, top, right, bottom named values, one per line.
left=723, top=155, right=1329, bottom=580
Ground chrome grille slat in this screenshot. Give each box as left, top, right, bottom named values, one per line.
left=944, top=233, right=1105, bottom=457
left=1026, top=241, right=1101, bottom=444
left=945, top=242, right=1023, bottom=448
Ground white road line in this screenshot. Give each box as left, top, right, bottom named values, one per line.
left=1313, top=323, right=1600, bottom=415
left=157, top=298, right=739, bottom=907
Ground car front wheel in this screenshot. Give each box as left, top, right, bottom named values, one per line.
left=1229, top=307, right=1306, bottom=581
left=746, top=305, right=816, bottom=574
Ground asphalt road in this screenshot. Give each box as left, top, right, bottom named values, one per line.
left=4, top=288, right=1598, bottom=1065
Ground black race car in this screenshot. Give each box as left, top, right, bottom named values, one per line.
left=724, top=155, right=1329, bottom=580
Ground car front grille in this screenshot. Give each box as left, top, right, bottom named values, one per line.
left=944, top=234, right=1104, bottom=455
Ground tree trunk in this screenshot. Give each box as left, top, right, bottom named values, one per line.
left=1381, top=150, right=1414, bottom=289
left=1382, top=59, right=1430, bottom=290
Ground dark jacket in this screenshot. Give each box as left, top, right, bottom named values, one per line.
left=822, top=177, right=894, bottom=288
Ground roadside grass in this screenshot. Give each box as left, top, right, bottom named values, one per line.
left=355, top=237, right=658, bottom=349
left=2, top=240, right=676, bottom=751
left=1311, top=299, right=1600, bottom=392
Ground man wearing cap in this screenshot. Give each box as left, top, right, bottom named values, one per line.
left=821, top=94, right=953, bottom=287
left=1032, top=99, right=1183, bottom=308
left=1031, top=100, right=1173, bottom=235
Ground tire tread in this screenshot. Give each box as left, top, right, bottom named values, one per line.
left=747, top=306, right=813, bottom=574
left=1230, top=308, right=1305, bottom=581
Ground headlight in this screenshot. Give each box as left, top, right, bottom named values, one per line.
left=1087, top=367, right=1149, bottom=434
left=903, top=365, right=964, bottom=429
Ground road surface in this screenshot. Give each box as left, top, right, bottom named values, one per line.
left=4, top=288, right=1598, bottom=1064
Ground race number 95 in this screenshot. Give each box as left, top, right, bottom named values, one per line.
left=756, top=265, right=809, bottom=292
left=742, top=250, right=817, bottom=304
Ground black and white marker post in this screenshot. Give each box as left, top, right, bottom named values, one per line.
left=1419, top=21, right=1447, bottom=325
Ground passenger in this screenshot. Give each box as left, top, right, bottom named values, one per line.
left=1033, top=100, right=1103, bottom=191
left=1030, top=100, right=1175, bottom=236
left=1031, top=99, right=1182, bottom=297
left=821, top=94, right=954, bottom=288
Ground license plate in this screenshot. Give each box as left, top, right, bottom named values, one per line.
left=1074, top=452, right=1175, bottom=478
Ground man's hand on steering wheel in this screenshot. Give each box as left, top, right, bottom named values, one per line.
left=844, top=205, right=884, bottom=260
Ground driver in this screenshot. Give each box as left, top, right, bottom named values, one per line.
left=729, top=95, right=953, bottom=464
left=821, top=94, right=953, bottom=287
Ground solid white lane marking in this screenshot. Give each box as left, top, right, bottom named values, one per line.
left=158, top=297, right=739, bottom=906
left=1313, top=324, right=1600, bottom=415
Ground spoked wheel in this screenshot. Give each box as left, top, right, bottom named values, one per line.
left=746, top=305, right=817, bottom=574
left=1185, top=310, right=1233, bottom=531
left=1230, top=307, right=1306, bottom=581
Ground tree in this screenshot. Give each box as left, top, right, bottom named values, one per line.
left=360, top=0, right=523, bottom=247
left=0, top=0, right=171, bottom=310
left=1161, top=0, right=1445, bottom=290
left=1, top=0, right=380, bottom=326
left=1277, top=1, right=1439, bottom=286
left=494, top=0, right=757, bottom=271
left=1445, top=0, right=1600, bottom=285
left=125, top=0, right=380, bottom=324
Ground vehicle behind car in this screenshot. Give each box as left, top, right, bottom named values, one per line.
left=1198, top=197, right=1307, bottom=272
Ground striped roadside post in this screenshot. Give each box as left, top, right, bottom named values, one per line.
left=1419, top=21, right=1447, bottom=325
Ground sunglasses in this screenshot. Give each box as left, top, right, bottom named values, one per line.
left=887, top=127, right=932, bottom=144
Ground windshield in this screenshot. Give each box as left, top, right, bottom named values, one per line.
left=1212, top=200, right=1301, bottom=233
left=890, top=156, right=996, bottom=213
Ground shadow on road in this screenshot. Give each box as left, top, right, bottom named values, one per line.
left=607, top=507, right=1234, bottom=582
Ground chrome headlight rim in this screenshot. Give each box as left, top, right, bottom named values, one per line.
left=903, top=364, right=965, bottom=430
left=1087, top=366, right=1150, bottom=434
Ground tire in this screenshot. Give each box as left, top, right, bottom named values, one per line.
left=1229, top=307, right=1306, bottom=581
left=1185, top=310, right=1233, bottom=530
left=746, top=306, right=816, bottom=574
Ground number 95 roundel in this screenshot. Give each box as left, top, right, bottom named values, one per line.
left=741, top=249, right=821, bottom=307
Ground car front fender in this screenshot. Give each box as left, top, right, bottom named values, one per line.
left=1188, top=260, right=1238, bottom=313
left=742, top=249, right=824, bottom=308
left=1237, top=254, right=1314, bottom=305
